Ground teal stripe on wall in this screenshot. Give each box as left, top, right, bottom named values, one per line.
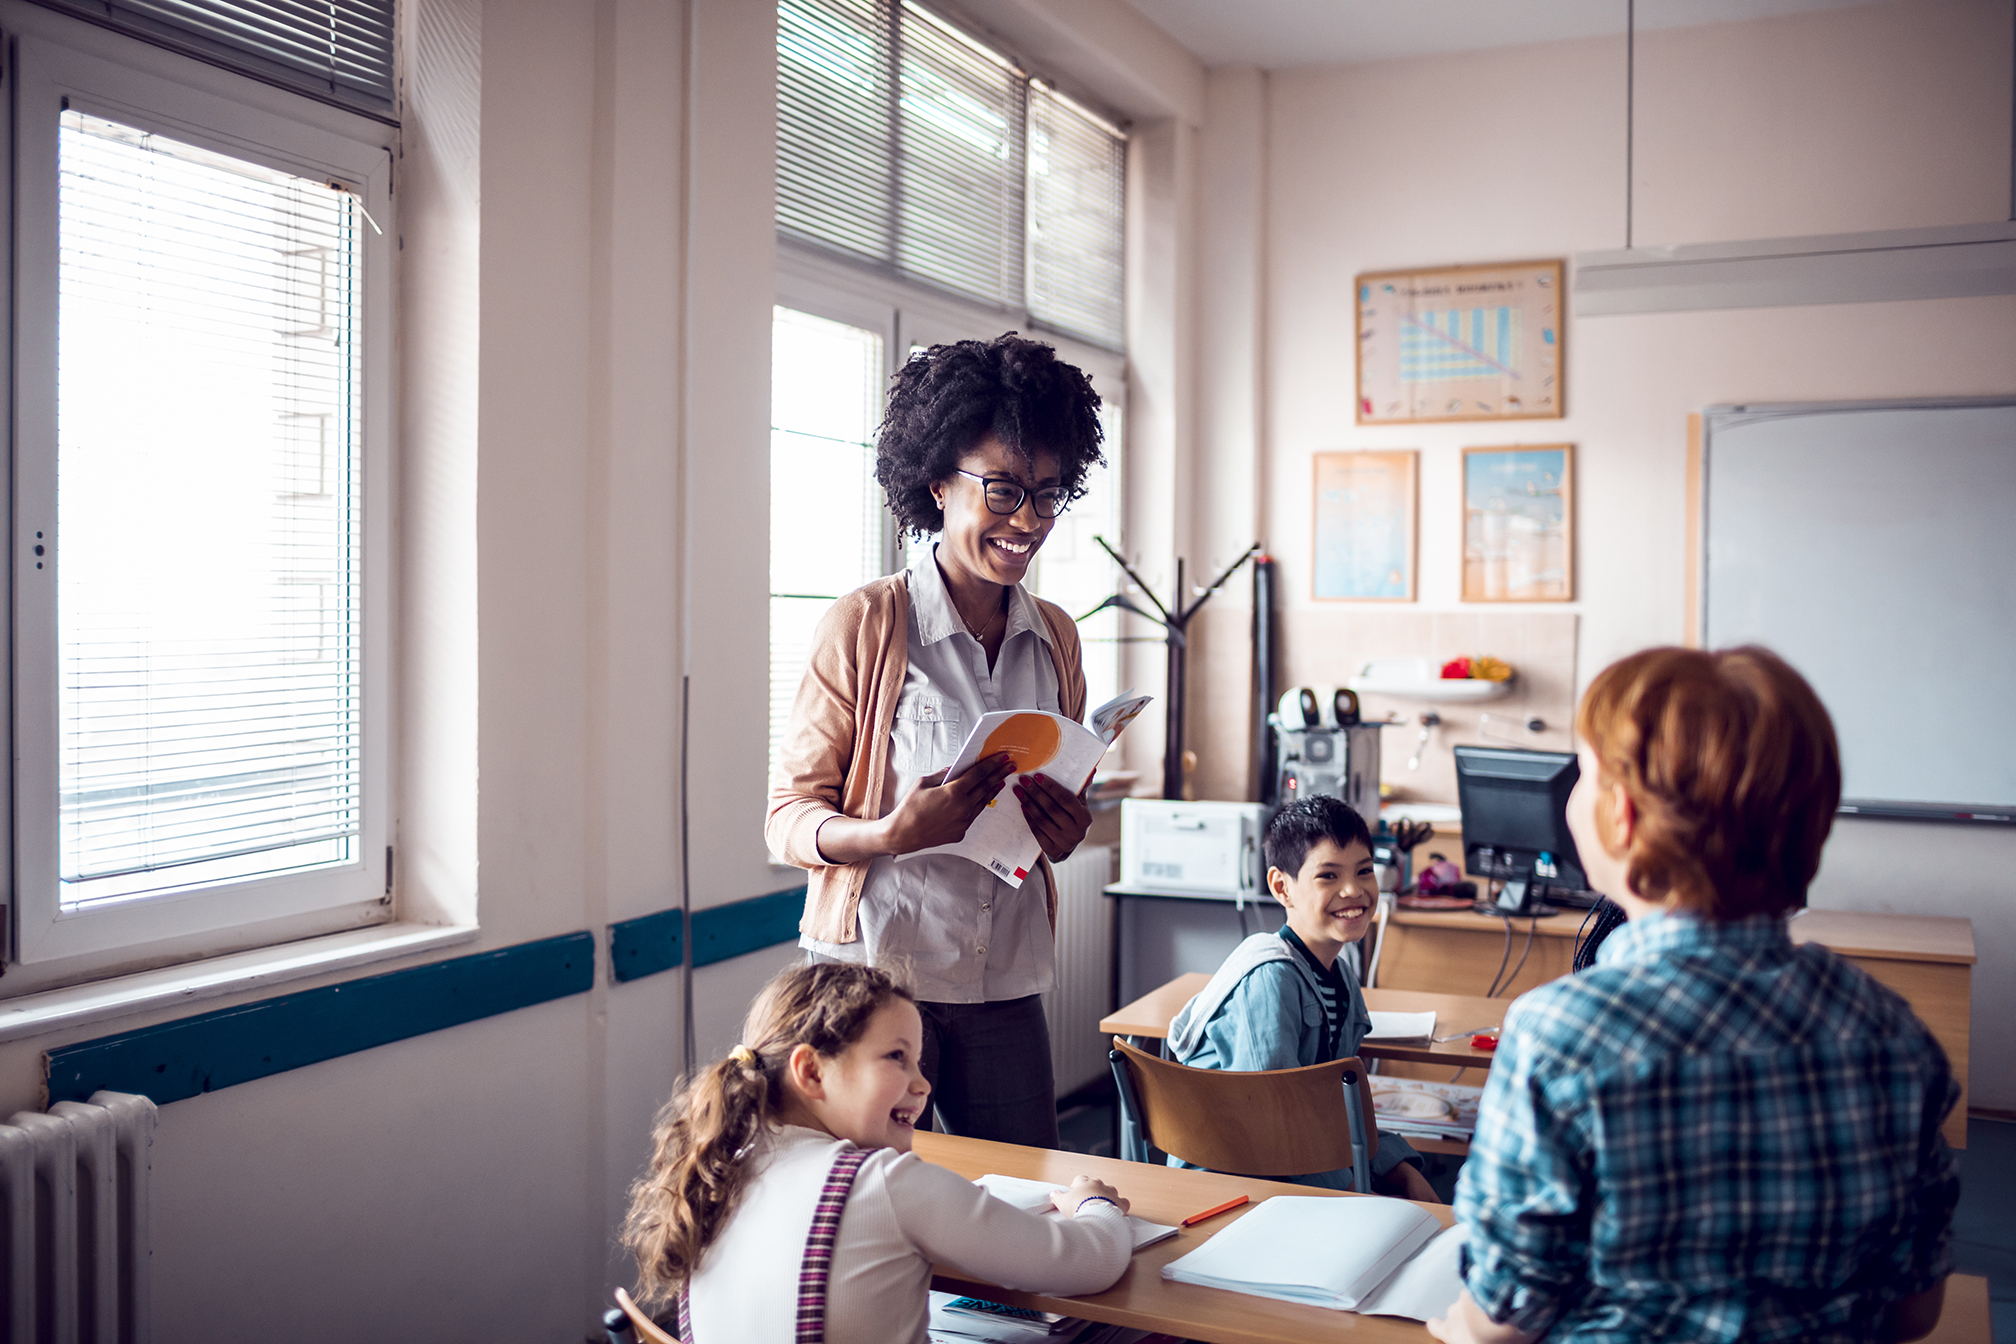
left=45, top=931, right=595, bottom=1107
left=609, top=907, right=684, bottom=982
left=692, top=887, right=805, bottom=968
left=40, top=885, right=811, bottom=1109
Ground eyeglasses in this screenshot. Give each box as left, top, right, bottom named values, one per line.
left=954, top=469, right=1071, bottom=519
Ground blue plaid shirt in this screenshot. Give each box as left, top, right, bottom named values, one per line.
left=1456, top=911, right=1959, bottom=1342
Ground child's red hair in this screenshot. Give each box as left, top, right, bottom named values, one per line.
left=1576, top=645, right=1840, bottom=920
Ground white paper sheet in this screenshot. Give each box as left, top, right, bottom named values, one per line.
left=973, top=1173, right=1180, bottom=1251
left=1365, top=1011, right=1436, bottom=1041
left=1352, top=1223, right=1466, bottom=1321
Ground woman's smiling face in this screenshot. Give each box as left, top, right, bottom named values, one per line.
left=933, top=433, right=1061, bottom=589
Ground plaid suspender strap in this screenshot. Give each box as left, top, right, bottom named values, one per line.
left=795, top=1147, right=870, bottom=1343
left=675, top=1146, right=871, bottom=1344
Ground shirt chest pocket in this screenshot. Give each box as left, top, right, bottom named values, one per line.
left=891, top=694, right=964, bottom=778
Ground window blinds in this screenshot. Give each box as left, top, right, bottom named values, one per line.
left=895, top=6, right=1024, bottom=313
left=778, top=0, right=893, bottom=262
left=777, top=0, right=1125, bottom=350
left=56, top=111, right=364, bottom=904
left=1028, top=86, right=1126, bottom=350
left=31, top=0, right=397, bottom=117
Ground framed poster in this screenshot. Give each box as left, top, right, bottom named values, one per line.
left=1356, top=260, right=1564, bottom=424
left=1313, top=450, right=1417, bottom=601
left=1462, top=444, right=1573, bottom=602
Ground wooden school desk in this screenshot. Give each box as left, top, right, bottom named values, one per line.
left=912, top=1132, right=1994, bottom=1344
left=1100, top=975, right=1506, bottom=1071
left=916, top=1130, right=1452, bottom=1343
left=1101, top=979, right=1503, bottom=1154
left=1375, top=907, right=1975, bottom=1147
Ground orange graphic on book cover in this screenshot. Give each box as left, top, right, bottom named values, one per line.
left=982, top=714, right=1062, bottom=772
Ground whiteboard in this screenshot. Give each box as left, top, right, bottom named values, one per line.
left=1703, top=398, right=2016, bottom=821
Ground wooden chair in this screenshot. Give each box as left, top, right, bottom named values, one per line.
left=603, top=1286, right=678, bottom=1344
left=1109, top=1037, right=1379, bottom=1192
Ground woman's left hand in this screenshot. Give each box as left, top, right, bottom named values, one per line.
left=1015, top=773, right=1092, bottom=863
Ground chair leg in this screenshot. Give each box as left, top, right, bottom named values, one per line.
left=1109, top=1050, right=1150, bottom=1164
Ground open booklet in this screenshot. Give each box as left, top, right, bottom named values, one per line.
left=1159, top=1195, right=1464, bottom=1321
left=900, top=690, right=1153, bottom=887
left=972, top=1173, right=1180, bottom=1252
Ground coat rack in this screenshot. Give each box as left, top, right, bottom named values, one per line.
left=1083, top=536, right=1262, bottom=800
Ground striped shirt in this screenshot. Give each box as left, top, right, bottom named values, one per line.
left=1281, top=926, right=1348, bottom=1058
left=1456, top=910, right=1959, bottom=1343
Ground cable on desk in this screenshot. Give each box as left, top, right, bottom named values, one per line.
left=1482, top=906, right=1513, bottom=999
left=1493, top=916, right=1538, bottom=997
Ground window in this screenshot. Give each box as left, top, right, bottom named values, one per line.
left=772, top=0, right=1127, bottom=796
left=778, top=0, right=1126, bottom=351
left=8, top=10, right=393, bottom=968
left=769, top=307, right=893, bottom=791
left=1028, top=401, right=1125, bottom=714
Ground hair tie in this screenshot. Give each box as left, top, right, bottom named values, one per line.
left=730, top=1045, right=760, bottom=1070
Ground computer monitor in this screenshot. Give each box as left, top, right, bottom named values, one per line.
left=1453, top=745, right=1589, bottom=912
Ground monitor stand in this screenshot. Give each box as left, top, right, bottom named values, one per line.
left=1477, top=879, right=1560, bottom=919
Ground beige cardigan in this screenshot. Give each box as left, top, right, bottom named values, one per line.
left=767, top=573, right=1087, bottom=945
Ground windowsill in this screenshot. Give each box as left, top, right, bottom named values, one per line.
left=0, top=921, right=481, bottom=1043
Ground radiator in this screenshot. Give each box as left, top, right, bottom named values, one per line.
left=1, top=1090, right=156, bottom=1344
left=1044, top=844, right=1116, bottom=1097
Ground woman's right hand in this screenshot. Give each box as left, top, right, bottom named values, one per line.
left=881, top=753, right=1017, bottom=856
left=1053, top=1175, right=1129, bottom=1216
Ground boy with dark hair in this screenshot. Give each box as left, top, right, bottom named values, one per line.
left=1166, top=796, right=1436, bottom=1201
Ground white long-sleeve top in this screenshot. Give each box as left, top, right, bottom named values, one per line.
left=685, top=1125, right=1131, bottom=1344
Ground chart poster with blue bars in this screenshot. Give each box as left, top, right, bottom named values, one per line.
left=1355, top=260, right=1563, bottom=425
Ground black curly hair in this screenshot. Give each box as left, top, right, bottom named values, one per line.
left=875, top=333, right=1107, bottom=539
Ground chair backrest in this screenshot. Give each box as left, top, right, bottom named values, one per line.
left=609, top=1287, right=678, bottom=1344
left=1110, top=1037, right=1378, bottom=1181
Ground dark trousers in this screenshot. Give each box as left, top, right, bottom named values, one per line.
left=917, top=995, right=1060, bottom=1149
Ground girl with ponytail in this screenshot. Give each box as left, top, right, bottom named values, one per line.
left=621, top=962, right=1133, bottom=1344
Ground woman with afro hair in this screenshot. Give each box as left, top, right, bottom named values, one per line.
left=766, top=333, right=1108, bottom=1147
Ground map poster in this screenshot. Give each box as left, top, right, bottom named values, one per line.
left=1313, top=450, right=1417, bottom=601
left=1462, top=444, right=1574, bottom=602
left=1356, top=260, right=1565, bottom=425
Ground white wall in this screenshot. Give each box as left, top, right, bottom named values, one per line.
left=1195, top=0, right=2016, bottom=1104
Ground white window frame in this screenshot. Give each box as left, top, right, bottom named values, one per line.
left=3, top=5, right=395, bottom=972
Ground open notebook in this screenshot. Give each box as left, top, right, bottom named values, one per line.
left=1159, top=1195, right=1464, bottom=1321
left=973, top=1173, right=1180, bottom=1251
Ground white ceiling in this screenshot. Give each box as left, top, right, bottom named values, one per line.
left=1119, top=0, right=1882, bottom=70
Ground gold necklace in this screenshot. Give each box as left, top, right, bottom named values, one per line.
left=963, top=594, right=1007, bottom=643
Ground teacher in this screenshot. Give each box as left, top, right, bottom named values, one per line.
left=767, top=333, right=1106, bottom=1148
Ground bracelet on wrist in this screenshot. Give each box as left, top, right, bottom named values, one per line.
left=1074, top=1196, right=1117, bottom=1214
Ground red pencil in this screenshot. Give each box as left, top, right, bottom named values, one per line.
left=1180, top=1194, right=1249, bottom=1227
